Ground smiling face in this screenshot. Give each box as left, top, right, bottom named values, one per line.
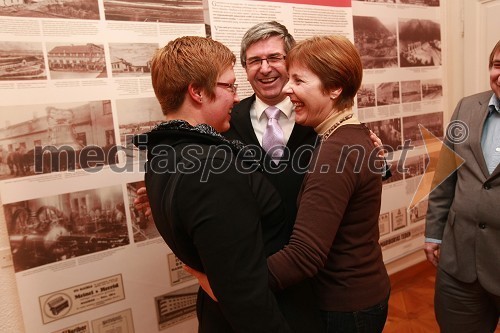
left=244, top=36, right=289, bottom=105
left=490, top=48, right=500, bottom=99
left=202, top=67, right=239, bottom=132
left=284, top=64, right=339, bottom=128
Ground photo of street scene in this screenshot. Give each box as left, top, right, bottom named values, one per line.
left=399, top=18, right=441, bottom=67
left=376, top=81, right=400, bottom=106
left=103, top=0, right=204, bottom=23
left=357, top=83, right=376, bottom=108
left=401, top=80, right=421, bottom=103
left=47, top=42, right=107, bottom=79
left=4, top=185, right=128, bottom=272
left=0, top=100, right=116, bottom=179
left=402, top=112, right=443, bottom=146
left=353, top=16, right=398, bottom=69
left=115, top=97, right=164, bottom=162
left=0, top=41, right=46, bottom=81
left=109, top=43, right=158, bottom=78
left=0, top=0, right=99, bottom=19
left=421, top=78, right=442, bottom=100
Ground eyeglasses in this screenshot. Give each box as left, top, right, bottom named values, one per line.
left=244, top=54, right=286, bottom=68
left=216, top=82, right=238, bottom=94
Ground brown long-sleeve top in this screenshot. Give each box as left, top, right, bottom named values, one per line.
left=267, top=116, right=390, bottom=312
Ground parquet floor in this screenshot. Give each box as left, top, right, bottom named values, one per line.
left=384, top=260, right=500, bottom=333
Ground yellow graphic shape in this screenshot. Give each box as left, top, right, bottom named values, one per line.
left=409, top=125, right=465, bottom=209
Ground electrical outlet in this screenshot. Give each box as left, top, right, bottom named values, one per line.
left=0, top=248, right=13, bottom=268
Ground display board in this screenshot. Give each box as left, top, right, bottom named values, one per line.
left=0, top=0, right=443, bottom=332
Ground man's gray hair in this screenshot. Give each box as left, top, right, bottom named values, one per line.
left=240, top=21, right=295, bottom=68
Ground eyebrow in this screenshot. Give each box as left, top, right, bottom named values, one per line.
left=247, top=52, right=282, bottom=60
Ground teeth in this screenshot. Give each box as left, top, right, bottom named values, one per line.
left=260, top=78, right=276, bottom=83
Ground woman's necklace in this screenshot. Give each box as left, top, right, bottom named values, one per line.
left=321, top=113, right=354, bottom=142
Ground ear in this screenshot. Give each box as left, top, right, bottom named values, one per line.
left=187, top=83, right=203, bottom=104
left=329, top=87, right=342, bottom=100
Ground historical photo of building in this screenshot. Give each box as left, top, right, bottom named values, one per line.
left=403, top=154, right=429, bottom=180
left=353, top=16, right=398, bottom=69
left=115, top=97, right=164, bottom=162
left=103, top=0, right=204, bottom=24
left=398, top=18, right=441, bottom=67
left=357, top=83, right=376, bottom=108
left=109, top=43, right=157, bottom=78
left=4, top=185, right=129, bottom=272
left=47, top=43, right=107, bottom=79
left=376, top=81, right=400, bottom=106
left=0, top=100, right=116, bottom=179
left=421, top=78, right=442, bottom=100
left=402, top=111, right=443, bottom=147
left=0, top=0, right=99, bottom=20
left=401, top=80, right=422, bottom=103
left=0, top=41, right=46, bottom=81
left=126, top=180, right=160, bottom=243
left=365, top=117, right=402, bottom=151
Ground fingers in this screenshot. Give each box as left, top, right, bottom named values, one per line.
left=424, top=242, right=440, bottom=267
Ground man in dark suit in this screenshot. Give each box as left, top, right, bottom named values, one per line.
left=224, top=21, right=323, bottom=332
left=424, top=39, right=500, bottom=332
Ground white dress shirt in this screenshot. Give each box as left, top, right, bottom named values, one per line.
left=250, top=96, right=295, bottom=146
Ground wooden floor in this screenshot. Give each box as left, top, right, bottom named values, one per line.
left=384, top=260, right=500, bottom=332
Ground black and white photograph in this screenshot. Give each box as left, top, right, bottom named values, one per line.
left=365, top=117, right=402, bottom=151
left=4, top=185, right=129, bottom=273
left=0, top=41, right=46, bottom=81
left=409, top=199, right=428, bottom=223
left=402, top=111, right=443, bottom=146
left=391, top=207, right=407, bottom=231
left=116, top=97, right=164, bottom=162
left=403, top=154, right=429, bottom=180
left=401, top=80, right=421, bottom=103
left=378, top=212, right=390, bottom=236
left=376, top=81, right=400, bottom=105
left=357, top=83, right=376, bottom=108
left=109, top=43, right=157, bottom=78
left=103, top=0, right=204, bottom=24
left=47, top=43, right=107, bottom=80
left=398, top=18, right=441, bottom=67
left=127, top=180, right=160, bottom=243
left=0, top=0, right=99, bottom=19
left=353, top=16, right=398, bottom=69
left=155, top=284, right=198, bottom=331
left=0, top=100, right=116, bottom=179
left=421, top=78, right=442, bottom=100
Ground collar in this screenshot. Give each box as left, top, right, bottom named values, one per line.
left=254, top=96, right=293, bottom=121
left=315, top=108, right=360, bottom=135
left=488, top=94, right=500, bottom=115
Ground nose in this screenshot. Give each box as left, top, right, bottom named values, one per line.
left=282, top=81, right=292, bottom=95
left=233, top=93, right=240, bottom=104
left=259, top=60, right=272, bottom=74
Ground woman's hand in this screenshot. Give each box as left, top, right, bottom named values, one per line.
left=133, top=186, right=151, bottom=217
left=184, top=265, right=218, bottom=302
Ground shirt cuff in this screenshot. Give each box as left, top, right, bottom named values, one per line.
left=425, top=238, right=442, bottom=244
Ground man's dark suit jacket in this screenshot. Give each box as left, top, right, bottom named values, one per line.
left=224, top=95, right=324, bottom=332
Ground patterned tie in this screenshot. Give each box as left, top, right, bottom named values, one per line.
left=262, top=106, right=284, bottom=164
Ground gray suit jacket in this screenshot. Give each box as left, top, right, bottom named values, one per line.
left=425, top=90, right=500, bottom=295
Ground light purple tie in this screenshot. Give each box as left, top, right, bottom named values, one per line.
left=262, top=106, right=284, bottom=164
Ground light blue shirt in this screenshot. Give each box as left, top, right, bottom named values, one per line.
left=480, top=94, right=500, bottom=175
